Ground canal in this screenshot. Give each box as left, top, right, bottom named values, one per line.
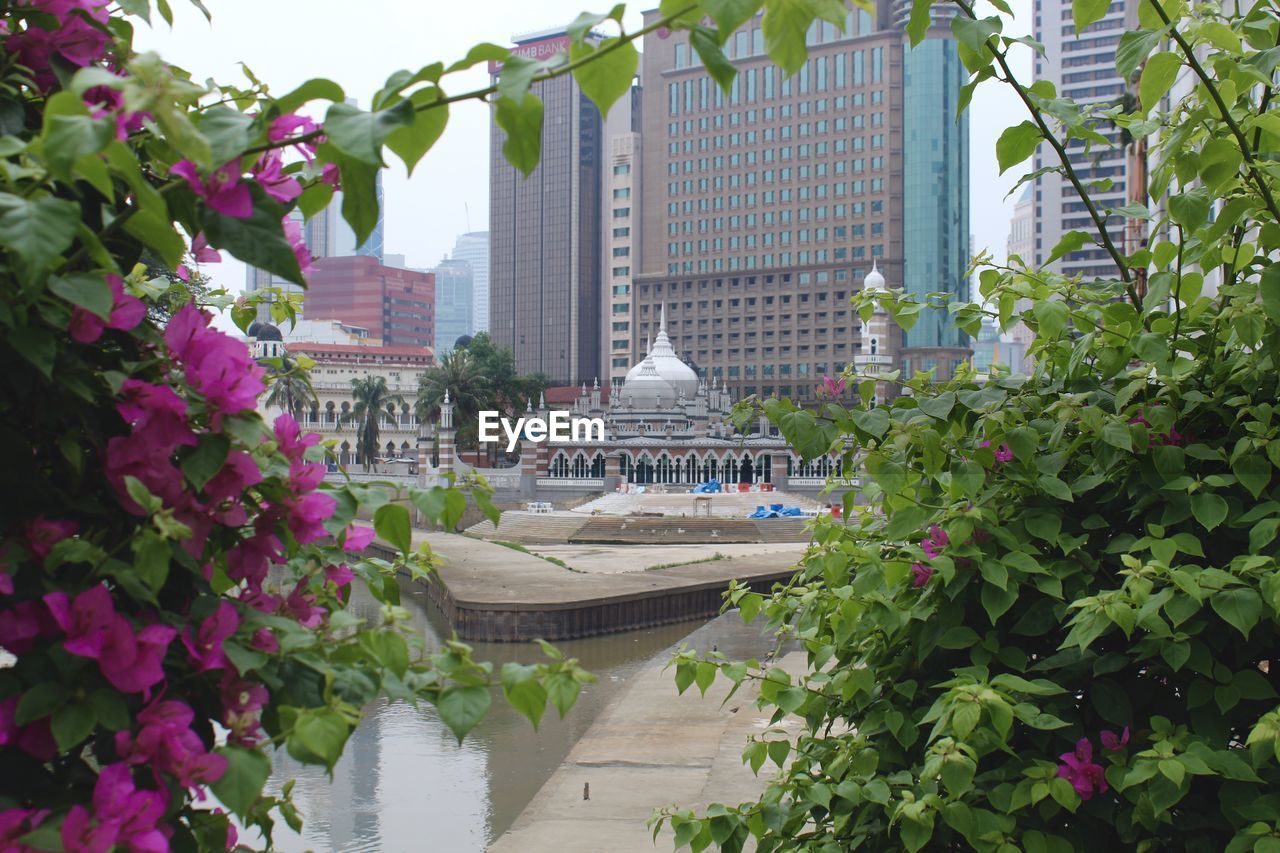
left=262, top=574, right=770, bottom=852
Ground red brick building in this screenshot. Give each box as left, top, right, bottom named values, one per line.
left=303, top=256, right=435, bottom=349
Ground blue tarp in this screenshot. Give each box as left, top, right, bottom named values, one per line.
left=692, top=480, right=721, bottom=493
left=748, top=504, right=804, bottom=519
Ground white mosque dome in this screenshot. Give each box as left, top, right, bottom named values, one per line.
left=620, top=353, right=677, bottom=409
left=863, top=259, right=886, bottom=293
left=622, top=305, right=699, bottom=399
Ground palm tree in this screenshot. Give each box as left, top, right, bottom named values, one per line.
left=344, top=376, right=404, bottom=471
left=263, top=356, right=317, bottom=420
left=416, top=349, right=491, bottom=429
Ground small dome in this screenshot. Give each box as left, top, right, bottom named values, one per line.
left=620, top=353, right=676, bottom=409
left=247, top=321, right=262, bottom=338
left=623, top=306, right=699, bottom=398
left=454, top=334, right=473, bottom=350
left=863, top=260, right=885, bottom=293
left=254, top=323, right=283, bottom=342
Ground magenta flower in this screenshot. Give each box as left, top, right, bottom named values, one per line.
left=61, top=763, right=168, bottom=853
left=191, top=232, right=221, bottom=264
left=44, top=584, right=115, bottom=659
left=204, top=450, right=263, bottom=506
left=284, top=492, right=337, bottom=544
left=1057, top=737, right=1108, bottom=800
left=252, top=150, right=302, bottom=204
left=249, top=627, right=278, bottom=653
left=5, top=0, right=112, bottom=90
left=220, top=672, right=269, bottom=747
left=0, top=695, right=58, bottom=761
left=23, top=515, right=79, bottom=560
left=226, top=527, right=283, bottom=588
left=98, top=620, right=176, bottom=694
left=170, top=160, right=252, bottom=219
left=181, top=601, right=239, bottom=672
left=115, top=699, right=227, bottom=788
left=320, top=161, right=341, bottom=188
left=817, top=375, right=846, bottom=398
left=274, top=413, right=320, bottom=461
left=283, top=215, right=316, bottom=276
left=269, top=112, right=321, bottom=161
left=921, top=525, right=949, bottom=559
left=67, top=274, right=146, bottom=344
left=0, top=600, right=56, bottom=655
left=283, top=579, right=326, bottom=628
left=1100, top=726, right=1130, bottom=752
left=325, top=563, right=354, bottom=588
left=994, top=443, right=1014, bottom=463
left=0, top=808, right=50, bottom=852
left=116, top=379, right=193, bottom=451
left=910, top=562, right=934, bottom=588
left=164, top=305, right=266, bottom=420
left=342, top=524, right=375, bottom=552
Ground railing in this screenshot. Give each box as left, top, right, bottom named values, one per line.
left=786, top=477, right=861, bottom=488
left=535, top=478, right=605, bottom=488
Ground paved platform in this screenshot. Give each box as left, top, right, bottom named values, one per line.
left=489, top=649, right=806, bottom=852
left=379, top=532, right=805, bottom=641
left=526, top=543, right=807, bottom=575
left=572, top=490, right=826, bottom=518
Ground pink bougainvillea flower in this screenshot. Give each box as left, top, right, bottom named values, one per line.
left=23, top=515, right=79, bottom=559
left=116, top=699, right=228, bottom=788
left=274, top=413, right=320, bottom=461
left=252, top=150, right=302, bottom=204
left=6, top=0, right=112, bottom=89
left=44, top=584, right=115, bottom=659
left=284, top=492, right=337, bottom=545
left=226, top=527, right=283, bottom=589
left=0, top=695, right=58, bottom=761
left=910, top=562, right=934, bottom=588
left=1100, top=726, right=1130, bottom=752
left=98, top=620, right=177, bottom=694
left=287, top=457, right=326, bottom=493
left=0, top=569, right=11, bottom=596
left=203, top=450, right=263, bottom=506
left=282, top=215, right=316, bottom=276
left=283, top=579, right=326, bottom=628
left=181, top=601, right=239, bottom=672
left=170, top=160, right=252, bottom=219
left=220, top=672, right=269, bottom=747
left=191, top=232, right=221, bottom=264
left=268, top=112, right=320, bottom=144
left=0, top=808, right=51, bottom=852
left=1057, top=737, right=1108, bottom=800
left=164, top=305, right=266, bottom=419
left=249, top=627, right=278, bottom=653
left=921, top=525, right=949, bottom=559
left=325, top=563, right=354, bottom=588
left=68, top=274, right=146, bottom=344
left=342, top=524, right=375, bottom=552
left=994, top=443, right=1014, bottom=463
left=116, top=379, right=193, bottom=451
left=817, top=375, right=846, bottom=398
left=320, top=161, right=341, bottom=189
left=0, top=600, right=56, bottom=655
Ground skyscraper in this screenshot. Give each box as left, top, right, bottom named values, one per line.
left=450, top=231, right=490, bottom=333
left=489, top=29, right=602, bottom=385
left=635, top=1, right=971, bottom=399
left=1032, top=0, right=1130, bottom=278
left=602, top=85, right=642, bottom=384
left=302, top=256, right=434, bottom=349
left=432, top=258, right=474, bottom=353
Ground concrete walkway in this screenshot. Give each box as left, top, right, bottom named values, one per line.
left=488, top=650, right=806, bottom=852
left=523, top=543, right=808, bottom=575
left=418, top=531, right=804, bottom=612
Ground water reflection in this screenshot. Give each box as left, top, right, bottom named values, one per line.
left=263, top=576, right=751, bottom=852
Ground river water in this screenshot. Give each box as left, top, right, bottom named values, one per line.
left=261, top=576, right=771, bottom=852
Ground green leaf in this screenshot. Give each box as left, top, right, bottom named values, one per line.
left=1232, top=454, right=1271, bottom=499
left=437, top=685, right=491, bottom=743
left=951, top=16, right=1001, bottom=54
left=197, top=106, right=255, bottom=166
left=1047, top=230, right=1093, bottom=264
left=494, top=94, right=545, bottom=178
left=386, top=92, right=448, bottom=175
left=0, top=193, right=80, bottom=277
left=201, top=188, right=304, bottom=286
left=689, top=29, right=737, bottom=92
left=289, top=708, right=350, bottom=770
left=16, top=683, right=67, bottom=725
left=906, top=0, right=935, bottom=46
left=1190, top=492, right=1228, bottom=531
left=1101, top=421, right=1132, bottom=451
left=981, top=583, right=1019, bottom=624
left=442, top=489, right=467, bottom=532
left=1211, top=588, right=1262, bottom=639
left=51, top=702, right=95, bottom=750
left=182, top=434, right=231, bottom=491
left=995, top=121, right=1041, bottom=175
left=1116, top=28, right=1165, bottom=80
left=569, top=37, right=640, bottom=116
left=373, top=503, right=412, bottom=554
left=42, top=113, right=114, bottom=183
left=1033, top=299, right=1068, bottom=337
left=761, top=0, right=846, bottom=76
left=210, top=746, right=271, bottom=817
left=703, top=0, right=766, bottom=38
left=1168, top=190, right=1210, bottom=230
left=275, top=78, right=346, bottom=115
left=952, top=460, right=984, bottom=496
left=546, top=671, right=581, bottom=719
left=49, top=273, right=113, bottom=320
left=501, top=662, right=547, bottom=729
left=1072, top=0, right=1111, bottom=32
left=851, top=407, right=890, bottom=438
left=323, top=100, right=415, bottom=166
left=1139, top=52, right=1182, bottom=110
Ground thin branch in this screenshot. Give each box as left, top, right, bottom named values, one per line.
left=952, top=0, right=1138, bottom=306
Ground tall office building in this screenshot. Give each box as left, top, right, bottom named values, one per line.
left=489, top=29, right=602, bottom=385
left=432, top=258, right=475, bottom=353
left=635, top=1, right=970, bottom=399
left=602, top=85, right=642, bottom=384
left=450, top=231, right=490, bottom=333
left=302, top=256, right=434, bottom=349
left=1032, top=0, right=1130, bottom=277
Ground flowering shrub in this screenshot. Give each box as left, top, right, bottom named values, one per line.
left=656, top=0, right=1280, bottom=850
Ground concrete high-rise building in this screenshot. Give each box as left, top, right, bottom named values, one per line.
left=1005, top=184, right=1036, bottom=365
left=432, top=258, right=474, bottom=353
left=602, top=85, right=642, bottom=384
left=302, top=256, right=434, bottom=349
left=450, top=231, right=490, bottom=333
left=635, top=3, right=970, bottom=399
left=489, top=30, right=602, bottom=385
left=1032, top=0, right=1130, bottom=278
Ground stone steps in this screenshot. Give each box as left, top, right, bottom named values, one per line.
left=465, top=512, right=589, bottom=544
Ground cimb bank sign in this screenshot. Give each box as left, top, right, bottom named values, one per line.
left=477, top=411, right=605, bottom=452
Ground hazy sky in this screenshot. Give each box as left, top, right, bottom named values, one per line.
left=135, top=0, right=1031, bottom=302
